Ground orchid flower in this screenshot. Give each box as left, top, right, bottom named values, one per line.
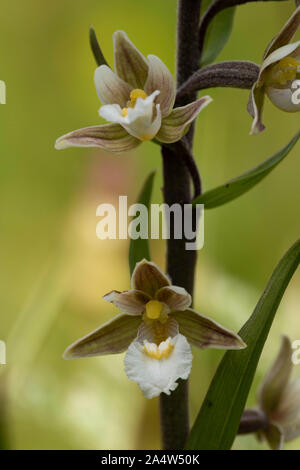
left=248, top=7, right=300, bottom=134
left=63, top=260, right=246, bottom=399
left=255, top=336, right=300, bottom=449
left=55, top=31, right=212, bottom=152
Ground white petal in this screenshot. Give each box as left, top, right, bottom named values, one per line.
left=127, top=91, right=159, bottom=122
left=266, top=85, right=300, bottom=112
left=94, top=65, right=132, bottom=107
left=99, top=91, right=162, bottom=141
left=99, top=103, right=125, bottom=124
left=260, top=41, right=300, bottom=80
left=124, top=334, right=193, bottom=399
left=124, top=103, right=162, bottom=141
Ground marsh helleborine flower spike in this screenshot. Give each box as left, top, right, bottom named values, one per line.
left=55, top=31, right=212, bottom=152
left=64, top=260, right=245, bottom=399
left=248, top=7, right=300, bottom=134
left=256, top=336, right=300, bottom=449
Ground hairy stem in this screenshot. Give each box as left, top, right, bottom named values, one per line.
left=176, top=0, right=202, bottom=145
left=159, top=0, right=202, bottom=450
left=176, top=61, right=259, bottom=98
left=160, top=146, right=197, bottom=450
left=168, top=140, right=202, bottom=200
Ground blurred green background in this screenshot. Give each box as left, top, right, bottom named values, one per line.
left=0, top=0, right=299, bottom=450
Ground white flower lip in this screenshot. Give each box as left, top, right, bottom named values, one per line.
left=266, top=86, right=300, bottom=112
left=99, top=91, right=162, bottom=141
left=264, top=46, right=300, bottom=113
left=124, top=334, right=193, bottom=399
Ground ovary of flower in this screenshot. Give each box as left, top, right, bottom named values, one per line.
left=265, top=56, right=300, bottom=86
left=99, top=89, right=161, bottom=141
left=145, top=300, right=163, bottom=320
left=144, top=338, right=174, bottom=360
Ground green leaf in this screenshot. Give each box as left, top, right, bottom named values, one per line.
left=129, top=171, right=156, bottom=275
left=201, top=6, right=235, bottom=66
left=186, top=238, right=300, bottom=450
left=193, top=130, right=300, bottom=209
left=89, top=26, right=108, bottom=67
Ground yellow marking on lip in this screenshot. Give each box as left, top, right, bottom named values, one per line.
left=265, top=56, right=300, bottom=86
left=144, top=341, right=174, bottom=360
left=145, top=300, right=163, bottom=320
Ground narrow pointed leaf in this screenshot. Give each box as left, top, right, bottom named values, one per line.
left=129, top=171, right=155, bottom=275
left=186, top=238, right=300, bottom=450
left=201, top=5, right=235, bottom=66
left=193, top=130, right=300, bottom=209
left=89, top=27, right=108, bottom=67
left=198, top=1, right=291, bottom=64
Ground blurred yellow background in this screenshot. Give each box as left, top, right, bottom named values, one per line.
left=0, top=0, right=299, bottom=450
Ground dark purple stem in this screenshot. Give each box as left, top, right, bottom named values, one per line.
left=159, top=0, right=202, bottom=450
left=238, top=409, right=269, bottom=434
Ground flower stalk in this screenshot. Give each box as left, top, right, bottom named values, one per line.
left=176, top=61, right=260, bottom=98
left=238, top=409, right=268, bottom=434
